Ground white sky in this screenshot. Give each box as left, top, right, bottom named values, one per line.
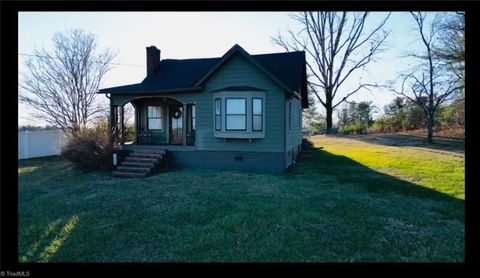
left=18, top=12, right=438, bottom=126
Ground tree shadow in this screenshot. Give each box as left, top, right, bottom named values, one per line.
left=331, top=134, right=464, bottom=156
left=285, top=147, right=465, bottom=261
left=288, top=146, right=464, bottom=217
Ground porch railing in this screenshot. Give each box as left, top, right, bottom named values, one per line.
left=136, top=130, right=195, bottom=145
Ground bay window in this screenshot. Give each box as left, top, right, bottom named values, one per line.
left=213, top=91, right=265, bottom=139
left=226, top=98, right=247, bottom=131
left=252, top=98, right=263, bottom=131
left=215, top=98, right=221, bottom=131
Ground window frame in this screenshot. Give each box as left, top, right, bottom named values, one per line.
left=214, top=98, right=221, bottom=131
left=252, top=97, right=263, bottom=131
left=147, top=105, right=163, bottom=131
left=225, top=97, right=247, bottom=131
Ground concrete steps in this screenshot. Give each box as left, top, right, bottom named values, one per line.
left=112, top=149, right=167, bottom=178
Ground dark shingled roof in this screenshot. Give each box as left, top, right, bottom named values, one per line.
left=98, top=44, right=308, bottom=107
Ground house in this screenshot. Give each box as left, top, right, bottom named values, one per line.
left=97, top=44, right=308, bottom=175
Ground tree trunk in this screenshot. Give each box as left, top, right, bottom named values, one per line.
left=325, top=93, right=333, bottom=134
left=426, top=115, right=434, bottom=144
left=326, top=107, right=333, bottom=133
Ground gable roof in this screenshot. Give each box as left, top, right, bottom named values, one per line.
left=98, top=44, right=308, bottom=108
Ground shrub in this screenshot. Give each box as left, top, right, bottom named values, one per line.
left=339, top=123, right=366, bottom=134
left=61, top=119, right=113, bottom=171
left=124, top=125, right=136, bottom=142
left=302, top=137, right=315, bottom=151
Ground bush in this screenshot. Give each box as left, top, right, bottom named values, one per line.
left=302, top=137, right=315, bottom=151
left=124, top=125, right=136, bottom=142
left=62, top=120, right=113, bottom=171
left=339, top=123, right=367, bottom=134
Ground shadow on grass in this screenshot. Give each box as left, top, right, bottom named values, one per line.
left=18, top=150, right=464, bottom=262
left=287, top=147, right=464, bottom=218
left=331, top=134, right=464, bottom=155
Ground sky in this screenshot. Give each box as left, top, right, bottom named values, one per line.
left=18, top=12, right=437, bottom=126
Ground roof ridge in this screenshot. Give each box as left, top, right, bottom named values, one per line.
left=160, top=49, right=304, bottom=62
left=253, top=50, right=305, bottom=55
left=161, top=57, right=221, bottom=62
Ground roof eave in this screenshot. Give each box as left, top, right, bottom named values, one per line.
left=98, top=86, right=203, bottom=95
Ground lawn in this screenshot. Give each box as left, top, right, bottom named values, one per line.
left=18, top=135, right=464, bottom=262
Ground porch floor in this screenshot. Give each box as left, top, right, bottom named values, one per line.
left=121, top=142, right=197, bottom=152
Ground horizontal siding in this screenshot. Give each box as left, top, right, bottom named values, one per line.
left=286, top=97, right=302, bottom=149
left=111, top=53, right=287, bottom=153
left=285, top=97, right=302, bottom=167
left=199, top=53, right=285, bottom=152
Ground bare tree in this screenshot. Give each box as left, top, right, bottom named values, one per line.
left=20, top=29, right=116, bottom=135
left=391, top=12, right=463, bottom=143
left=435, top=12, right=465, bottom=86
left=272, top=12, right=390, bottom=133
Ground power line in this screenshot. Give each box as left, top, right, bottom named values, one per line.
left=18, top=53, right=145, bottom=68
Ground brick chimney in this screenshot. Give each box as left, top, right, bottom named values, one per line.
left=146, top=46, right=160, bottom=76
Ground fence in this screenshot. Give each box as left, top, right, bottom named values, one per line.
left=18, top=129, right=66, bottom=159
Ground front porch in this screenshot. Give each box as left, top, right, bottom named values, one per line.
left=121, top=143, right=197, bottom=152
left=110, top=96, right=196, bottom=148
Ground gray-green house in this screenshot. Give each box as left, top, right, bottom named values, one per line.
left=98, top=44, right=308, bottom=173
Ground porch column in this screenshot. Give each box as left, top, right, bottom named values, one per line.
left=109, top=101, right=114, bottom=146
left=119, top=105, right=125, bottom=144
left=182, top=103, right=187, bottom=146
left=114, top=105, right=119, bottom=144
left=133, top=103, right=138, bottom=143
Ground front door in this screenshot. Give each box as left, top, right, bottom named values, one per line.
left=169, top=105, right=183, bottom=144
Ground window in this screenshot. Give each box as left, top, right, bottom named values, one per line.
left=191, top=105, right=196, bottom=131
left=214, top=98, right=221, bottom=131
left=288, top=101, right=292, bottom=131
left=147, top=105, right=162, bottom=130
left=226, top=98, right=246, bottom=130
left=252, top=98, right=263, bottom=131
left=212, top=93, right=265, bottom=138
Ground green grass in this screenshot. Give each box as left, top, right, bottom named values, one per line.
left=309, top=136, right=465, bottom=200
left=18, top=136, right=464, bottom=262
